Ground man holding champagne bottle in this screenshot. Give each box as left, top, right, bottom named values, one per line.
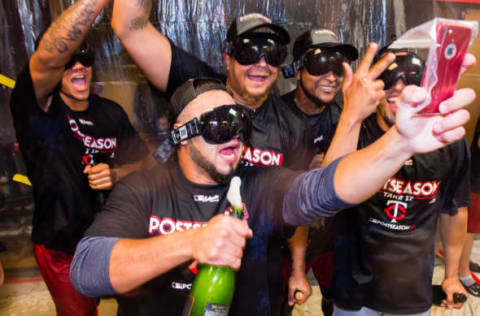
left=71, top=65, right=475, bottom=315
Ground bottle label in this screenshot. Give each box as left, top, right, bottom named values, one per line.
left=203, top=303, right=230, bottom=316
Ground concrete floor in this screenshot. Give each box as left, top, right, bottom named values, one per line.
left=1, top=239, right=480, bottom=316
left=293, top=241, right=480, bottom=316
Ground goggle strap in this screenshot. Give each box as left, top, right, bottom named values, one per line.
left=170, top=118, right=201, bottom=145
left=293, top=59, right=303, bottom=71
left=281, top=60, right=302, bottom=79
left=224, top=41, right=233, bottom=55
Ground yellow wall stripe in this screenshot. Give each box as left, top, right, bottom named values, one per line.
left=0, top=74, right=15, bottom=89
left=13, top=174, right=32, bottom=186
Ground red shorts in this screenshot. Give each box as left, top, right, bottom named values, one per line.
left=468, top=193, right=480, bottom=233
left=33, top=243, right=98, bottom=316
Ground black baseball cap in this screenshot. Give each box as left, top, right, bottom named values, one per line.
left=293, top=29, right=358, bottom=62
left=170, top=78, right=233, bottom=120
left=226, top=13, right=290, bottom=45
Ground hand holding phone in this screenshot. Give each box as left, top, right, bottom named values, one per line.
left=419, top=22, right=472, bottom=114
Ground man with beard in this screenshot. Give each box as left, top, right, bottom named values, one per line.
left=71, top=71, right=475, bottom=315
left=322, top=47, right=472, bottom=315
left=280, top=29, right=359, bottom=314
left=9, top=0, right=148, bottom=314
left=111, top=2, right=312, bottom=313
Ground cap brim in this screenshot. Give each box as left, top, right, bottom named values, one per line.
left=312, top=43, right=359, bottom=61
left=243, top=23, right=290, bottom=45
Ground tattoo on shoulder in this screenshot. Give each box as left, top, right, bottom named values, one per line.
left=42, top=0, right=98, bottom=54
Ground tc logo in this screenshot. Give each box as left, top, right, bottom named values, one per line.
left=384, top=200, right=408, bottom=223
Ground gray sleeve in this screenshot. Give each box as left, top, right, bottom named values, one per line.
left=70, top=236, right=120, bottom=297
left=282, top=157, right=354, bottom=226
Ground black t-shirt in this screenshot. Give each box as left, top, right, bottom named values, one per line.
left=281, top=89, right=342, bottom=157
left=165, top=42, right=314, bottom=314
left=331, top=114, right=471, bottom=314
left=471, top=116, right=480, bottom=194
left=85, top=160, right=300, bottom=316
left=166, top=41, right=314, bottom=171
left=10, top=65, right=148, bottom=253
left=281, top=89, right=342, bottom=260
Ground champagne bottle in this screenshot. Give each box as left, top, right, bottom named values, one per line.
left=186, top=177, right=243, bottom=316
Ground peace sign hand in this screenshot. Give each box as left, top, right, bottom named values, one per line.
left=341, top=43, right=395, bottom=123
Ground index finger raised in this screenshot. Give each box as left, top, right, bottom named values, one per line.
left=367, top=51, right=395, bottom=81
left=356, top=42, right=379, bottom=75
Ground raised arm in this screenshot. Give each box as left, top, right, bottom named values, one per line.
left=285, top=61, right=476, bottom=226
left=112, top=0, right=172, bottom=91
left=319, top=43, right=393, bottom=168
left=334, top=83, right=474, bottom=204
left=31, top=0, right=110, bottom=108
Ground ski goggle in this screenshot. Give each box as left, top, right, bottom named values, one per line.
left=227, top=36, right=287, bottom=67
left=379, top=53, right=425, bottom=90
left=65, top=43, right=95, bottom=69
left=300, top=48, right=347, bottom=77
left=171, top=104, right=253, bottom=145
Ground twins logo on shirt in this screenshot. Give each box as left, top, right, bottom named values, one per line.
left=368, top=178, right=441, bottom=231
left=384, top=200, right=408, bottom=223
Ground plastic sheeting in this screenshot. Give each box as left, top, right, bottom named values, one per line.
left=0, top=0, right=477, bottom=149
left=0, top=0, right=392, bottom=138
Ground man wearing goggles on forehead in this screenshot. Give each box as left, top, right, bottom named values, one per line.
left=72, top=69, right=475, bottom=315
left=9, top=1, right=148, bottom=315
left=280, top=28, right=358, bottom=316
left=319, top=45, right=474, bottom=315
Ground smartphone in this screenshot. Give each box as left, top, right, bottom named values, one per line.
left=419, top=22, right=472, bottom=114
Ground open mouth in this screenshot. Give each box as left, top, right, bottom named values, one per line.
left=247, top=74, right=269, bottom=82
left=71, top=74, right=88, bottom=90
left=386, top=95, right=399, bottom=110
left=219, top=141, right=242, bottom=161
left=319, top=85, right=337, bottom=93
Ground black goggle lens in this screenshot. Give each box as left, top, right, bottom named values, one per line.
left=380, top=54, right=424, bottom=90
left=231, top=37, right=287, bottom=67
left=199, top=105, right=253, bottom=144
left=65, top=46, right=94, bottom=69
left=302, top=49, right=347, bottom=77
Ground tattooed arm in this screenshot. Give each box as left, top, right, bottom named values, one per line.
left=112, top=0, right=172, bottom=91
left=30, top=0, right=110, bottom=109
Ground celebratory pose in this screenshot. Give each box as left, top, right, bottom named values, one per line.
left=325, top=47, right=473, bottom=315
left=111, top=2, right=314, bottom=313
left=72, top=68, right=474, bottom=315
left=9, top=1, right=147, bottom=314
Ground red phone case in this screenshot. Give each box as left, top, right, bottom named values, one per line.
left=420, top=22, right=472, bottom=114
